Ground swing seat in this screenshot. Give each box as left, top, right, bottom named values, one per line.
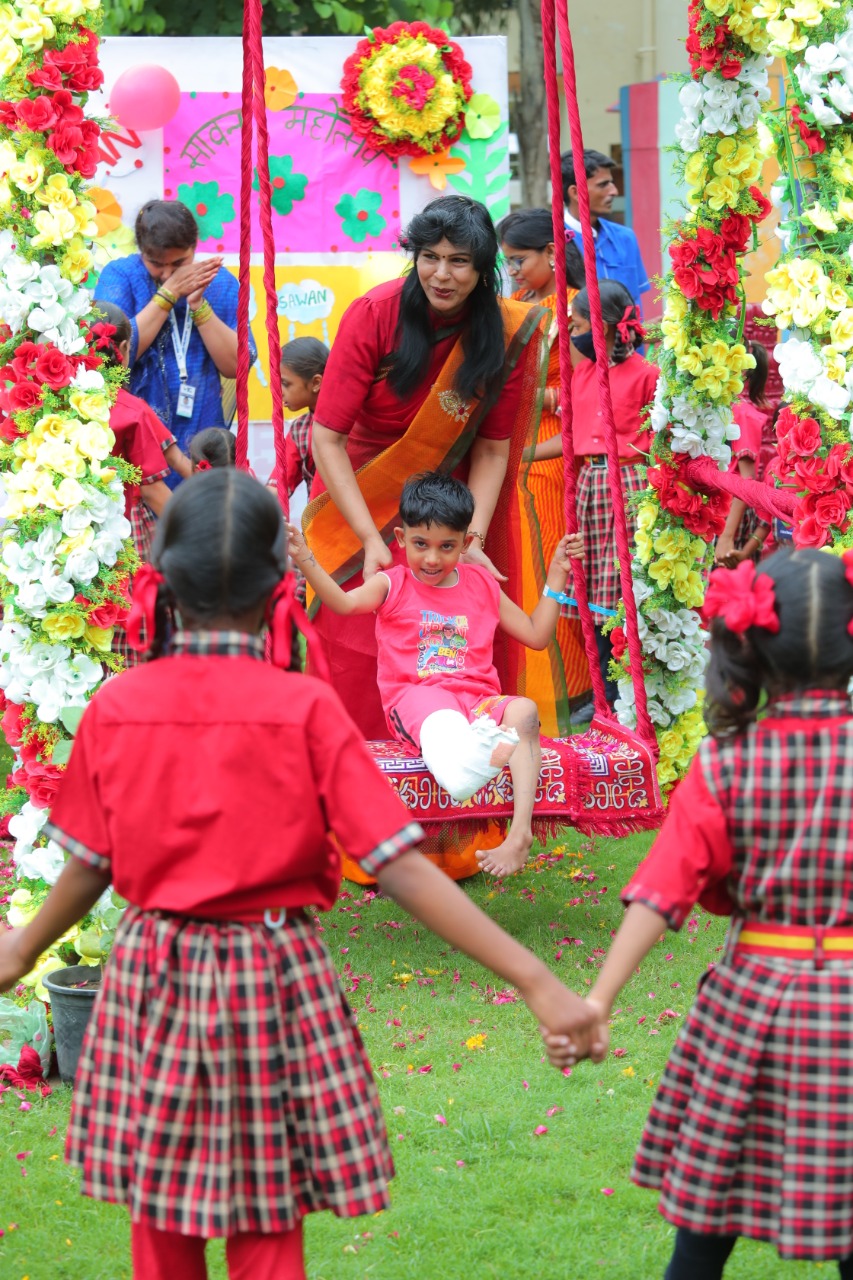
left=340, top=718, right=665, bottom=883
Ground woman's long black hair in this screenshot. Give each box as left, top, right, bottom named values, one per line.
left=496, top=207, right=586, bottom=292
left=391, top=196, right=505, bottom=402
left=704, top=548, right=853, bottom=737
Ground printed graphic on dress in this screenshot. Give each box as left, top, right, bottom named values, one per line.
left=417, top=610, right=468, bottom=678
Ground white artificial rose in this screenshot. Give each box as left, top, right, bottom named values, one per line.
left=804, top=41, right=844, bottom=75
left=827, top=77, right=853, bottom=115
left=810, top=374, right=851, bottom=419
left=63, top=547, right=100, bottom=584
left=15, top=839, right=66, bottom=885
left=809, top=94, right=843, bottom=127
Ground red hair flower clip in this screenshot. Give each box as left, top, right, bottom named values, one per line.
left=702, top=560, right=779, bottom=636
left=564, top=227, right=575, bottom=242
left=194, top=459, right=212, bottom=472
left=615, top=304, right=646, bottom=347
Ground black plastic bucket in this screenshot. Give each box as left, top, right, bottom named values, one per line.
left=43, top=965, right=102, bottom=1083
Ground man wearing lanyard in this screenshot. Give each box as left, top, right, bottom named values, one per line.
left=561, top=149, right=651, bottom=312
left=95, top=200, right=254, bottom=487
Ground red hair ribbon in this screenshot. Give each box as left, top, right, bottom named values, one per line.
left=702, top=560, right=779, bottom=636
left=194, top=459, right=212, bottom=472
left=89, top=321, right=123, bottom=362
left=266, top=574, right=331, bottom=680
left=126, top=563, right=165, bottom=653
left=615, top=304, right=645, bottom=347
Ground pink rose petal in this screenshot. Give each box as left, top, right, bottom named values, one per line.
left=434, top=1114, right=447, bottom=1125
left=601, top=1187, right=614, bottom=1196
left=546, top=1106, right=564, bottom=1117
left=533, top=1125, right=549, bottom=1136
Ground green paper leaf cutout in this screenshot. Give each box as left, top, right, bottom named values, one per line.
left=254, top=156, right=309, bottom=217
left=448, top=124, right=510, bottom=221
left=335, top=188, right=387, bottom=244
left=59, top=705, right=85, bottom=736
left=176, top=180, right=235, bottom=240
left=464, top=93, right=501, bottom=141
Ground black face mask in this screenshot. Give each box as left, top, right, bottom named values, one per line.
left=571, top=331, right=596, bottom=361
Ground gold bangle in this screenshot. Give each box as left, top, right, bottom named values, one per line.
left=468, top=529, right=486, bottom=549
left=152, top=291, right=174, bottom=312
left=190, top=301, right=213, bottom=326
left=158, top=286, right=178, bottom=305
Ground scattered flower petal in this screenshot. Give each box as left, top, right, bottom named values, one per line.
left=533, top=1125, right=549, bottom=1136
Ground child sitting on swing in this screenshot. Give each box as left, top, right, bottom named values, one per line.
left=288, top=469, right=584, bottom=877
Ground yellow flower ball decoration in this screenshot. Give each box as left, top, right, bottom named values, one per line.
left=753, top=0, right=839, bottom=54
left=341, top=22, right=473, bottom=158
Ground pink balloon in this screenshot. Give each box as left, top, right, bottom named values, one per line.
left=110, top=65, right=181, bottom=132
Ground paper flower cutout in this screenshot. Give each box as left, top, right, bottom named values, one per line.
left=254, top=155, right=308, bottom=217
left=335, top=189, right=387, bottom=243
left=409, top=150, right=467, bottom=191
left=91, top=221, right=136, bottom=271
left=265, top=66, right=298, bottom=112
left=86, top=186, right=122, bottom=237
left=177, top=180, right=235, bottom=240
left=464, top=93, right=501, bottom=139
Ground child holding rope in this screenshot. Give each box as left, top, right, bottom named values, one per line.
left=289, top=469, right=584, bottom=877
left=547, top=548, right=853, bottom=1278
left=0, top=470, right=595, bottom=1280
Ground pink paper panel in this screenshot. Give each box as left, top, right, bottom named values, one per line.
left=163, top=92, right=402, bottom=254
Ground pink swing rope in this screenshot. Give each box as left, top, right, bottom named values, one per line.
left=542, top=0, right=655, bottom=744
left=235, top=0, right=289, bottom=515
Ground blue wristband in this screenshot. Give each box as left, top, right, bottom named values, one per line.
left=542, top=585, right=617, bottom=618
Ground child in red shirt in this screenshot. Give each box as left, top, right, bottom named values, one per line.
left=714, top=343, right=773, bottom=567
left=0, top=469, right=595, bottom=1280
left=189, top=425, right=237, bottom=471
left=289, top=469, right=584, bottom=878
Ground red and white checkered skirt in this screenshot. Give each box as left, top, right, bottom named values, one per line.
left=66, top=906, right=394, bottom=1236
left=565, top=461, right=645, bottom=620
left=633, top=949, right=853, bottom=1259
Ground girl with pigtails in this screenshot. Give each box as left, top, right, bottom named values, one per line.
left=547, top=549, right=853, bottom=1278
left=0, top=469, right=595, bottom=1280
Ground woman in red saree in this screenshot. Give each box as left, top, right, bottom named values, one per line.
left=305, top=196, right=562, bottom=742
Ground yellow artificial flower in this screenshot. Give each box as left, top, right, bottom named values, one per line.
left=803, top=203, right=838, bottom=233
left=32, top=413, right=72, bottom=440
left=51, top=476, right=87, bottom=510
left=672, top=569, right=705, bottom=608
left=676, top=346, right=705, bottom=377
left=42, top=610, right=86, bottom=641
left=824, top=283, right=850, bottom=313
left=465, top=1033, right=487, bottom=1051
left=33, top=171, right=75, bottom=210
left=60, top=237, right=93, bottom=284
left=753, top=0, right=783, bottom=18
left=705, top=175, right=741, bottom=212
left=636, top=501, right=658, bottom=532
left=10, top=147, right=45, bottom=194
left=838, top=200, right=853, bottom=223
left=0, top=138, right=16, bottom=177
left=21, top=949, right=65, bottom=1002
left=72, top=421, right=113, bottom=460
left=658, top=730, right=684, bottom=761
left=6, top=886, right=39, bottom=927
left=84, top=624, right=114, bottom=652
left=69, top=390, right=112, bottom=424
left=830, top=310, right=853, bottom=353
left=665, top=290, right=689, bottom=323
left=57, top=527, right=94, bottom=557
left=0, top=32, right=17, bottom=74
left=787, top=0, right=837, bottom=23
left=31, top=207, right=78, bottom=248
left=684, top=151, right=707, bottom=189
left=635, top=527, right=654, bottom=563
left=9, top=5, right=55, bottom=50
left=766, top=18, right=808, bottom=51
left=34, top=437, right=86, bottom=477
left=72, top=199, right=97, bottom=237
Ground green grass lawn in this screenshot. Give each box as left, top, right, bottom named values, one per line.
left=0, top=830, right=832, bottom=1279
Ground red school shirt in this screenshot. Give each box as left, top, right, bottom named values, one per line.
left=312, top=278, right=527, bottom=483
left=45, top=632, right=422, bottom=916
left=375, top=563, right=503, bottom=716
left=570, top=352, right=660, bottom=461
left=109, top=386, right=170, bottom=516
left=729, top=396, right=769, bottom=469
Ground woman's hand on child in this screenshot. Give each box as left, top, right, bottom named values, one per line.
left=540, top=996, right=610, bottom=1067
left=362, top=534, right=394, bottom=581
left=461, top=542, right=508, bottom=583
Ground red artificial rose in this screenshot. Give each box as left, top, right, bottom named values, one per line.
left=673, top=265, right=703, bottom=299
left=793, top=455, right=837, bottom=494
left=747, top=186, right=772, bottom=223
left=9, top=341, right=42, bottom=378
left=16, top=94, right=58, bottom=132
left=813, top=490, right=850, bottom=531
left=67, top=65, right=103, bottom=93
left=13, top=757, right=63, bottom=809
left=719, top=212, right=752, bottom=250
left=1, top=700, right=26, bottom=748
left=46, top=122, right=83, bottom=165
left=669, top=238, right=700, bottom=269
left=88, top=600, right=123, bottom=628
left=0, top=100, right=17, bottom=129
left=838, top=457, right=853, bottom=493
left=793, top=508, right=830, bottom=548
left=34, top=346, right=73, bottom=389
left=824, top=443, right=850, bottom=479
left=610, top=626, right=627, bottom=662
left=719, top=54, right=743, bottom=79
left=4, top=380, right=43, bottom=412
left=27, top=63, right=63, bottom=91
left=49, top=89, right=84, bottom=127
left=785, top=415, right=823, bottom=455
left=790, top=104, right=826, bottom=156
left=0, top=415, right=25, bottom=441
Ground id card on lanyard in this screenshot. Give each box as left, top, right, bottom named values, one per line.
left=170, top=306, right=196, bottom=418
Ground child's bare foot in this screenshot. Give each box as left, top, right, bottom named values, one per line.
left=476, top=829, right=534, bottom=877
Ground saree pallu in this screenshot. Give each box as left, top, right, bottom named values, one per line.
left=514, top=287, right=589, bottom=704
left=304, top=297, right=571, bottom=739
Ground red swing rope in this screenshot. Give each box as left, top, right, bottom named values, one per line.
left=235, top=0, right=289, bottom=515
left=542, top=0, right=654, bottom=744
